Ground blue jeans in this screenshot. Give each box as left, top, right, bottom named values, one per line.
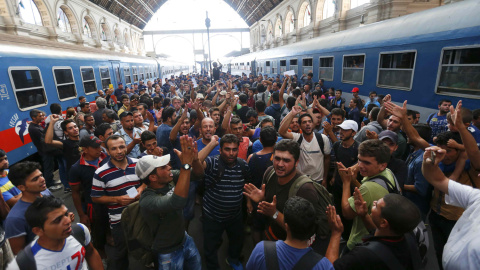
left=56, top=156, right=70, bottom=188
left=40, top=153, right=55, bottom=188
left=158, top=233, right=201, bottom=270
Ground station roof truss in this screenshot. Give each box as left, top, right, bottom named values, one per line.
left=89, top=0, right=283, bottom=29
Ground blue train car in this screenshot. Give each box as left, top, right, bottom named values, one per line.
left=0, top=42, right=187, bottom=164
left=231, top=0, right=480, bottom=119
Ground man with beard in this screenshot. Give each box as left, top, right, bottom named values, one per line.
left=91, top=135, right=146, bottom=270
left=279, top=106, right=331, bottom=185
left=116, top=112, right=142, bottom=158
left=199, top=134, right=250, bottom=270
left=243, top=139, right=331, bottom=254
left=45, top=117, right=81, bottom=179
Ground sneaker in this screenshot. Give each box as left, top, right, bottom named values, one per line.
left=226, top=258, right=243, bottom=270
left=49, top=184, right=63, bottom=191
left=53, top=179, right=62, bottom=185
left=64, top=188, right=72, bottom=193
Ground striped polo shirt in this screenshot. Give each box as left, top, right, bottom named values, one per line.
left=203, top=156, right=250, bottom=221
left=91, top=157, right=141, bottom=228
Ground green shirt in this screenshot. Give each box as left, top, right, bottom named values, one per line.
left=346, top=168, right=396, bottom=250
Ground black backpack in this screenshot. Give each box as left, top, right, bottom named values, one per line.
left=15, top=224, right=86, bottom=270
left=367, top=170, right=402, bottom=195
left=297, top=132, right=326, bottom=155
left=264, top=241, right=323, bottom=270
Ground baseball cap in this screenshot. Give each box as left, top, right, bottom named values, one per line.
left=352, top=87, right=359, bottom=93
left=118, top=82, right=123, bottom=85
left=220, top=90, right=227, bottom=96
left=135, top=154, right=171, bottom=179
left=196, top=93, right=205, bottom=99
left=133, top=82, right=138, bottom=85
left=379, top=130, right=398, bottom=144
left=79, top=135, right=102, bottom=148
left=337, top=120, right=358, bottom=132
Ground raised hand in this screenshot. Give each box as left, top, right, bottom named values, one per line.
left=449, top=100, right=464, bottom=128
left=366, top=129, right=378, bottom=140
left=323, top=121, right=332, bottom=133
left=179, top=135, right=195, bottom=165
left=353, top=187, right=368, bottom=217
left=326, top=205, right=344, bottom=235
left=258, top=195, right=277, bottom=217
left=291, top=105, right=302, bottom=115
left=423, top=146, right=446, bottom=166
left=50, top=114, right=60, bottom=123
left=384, top=100, right=407, bottom=119
left=382, top=94, right=391, bottom=104
left=243, top=183, right=265, bottom=203
left=337, top=162, right=354, bottom=183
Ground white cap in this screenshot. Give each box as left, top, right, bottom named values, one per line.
left=337, top=120, right=358, bottom=132
left=220, top=90, right=227, bottom=95
left=135, top=154, right=171, bottom=179
left=196, top=93, right=205, bottom=99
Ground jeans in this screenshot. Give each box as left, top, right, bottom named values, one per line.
left=109, top=225, right=128, bottom=270
left=56, top=156, right=70, bottom=189
left=203, top=213, right=244, bottom=270
left=429, top=210, right=457, bottom=270
left=157, top=233, right=201, bottom=270
left=39, top=153, right=55, bottom=188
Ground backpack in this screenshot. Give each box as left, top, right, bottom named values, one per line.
left=361, top=221, right=429, bottom=270
left=269, top=105, right=282, bottom=130
left=254, top=92, right=268, bottom=106
left=206, top=157, right=248, bottom=191
left=264, top=241, right=324, bottom=270
left=121, top=199, right=160, bottom=267
left=264, top=168, right=333, bottom=242
left=297, top=132, right=326, bottom=155
left=15, top=223, right=86, bottom=270
left=367, top=170, right=402, bottom=195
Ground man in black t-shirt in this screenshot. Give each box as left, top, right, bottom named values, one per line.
left=331, top=120, right=359, bottom=240
left=244, top=140, right=329, bottom=254
left=212, top=61, right=222, bottom=82
left=45, top=116, right=81, bottom=192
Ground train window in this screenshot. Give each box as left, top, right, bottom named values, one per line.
left=302, top=58, right=313, bottom=75
left=290, top=59, right=298, bottom=75
left=9, top=67, right=47, bottom=110
left=377, top=51, right=416, bottom=90
left=342, top=54, right=365, bottom=84
left=132, top=66, right=138, bottom=82
left=280, top=60, right=287, bottom=73
left=99, top=67, right=111, bottom=89
left=266, top=61, right=271, bottom=74
left=80, top=67, right=97, bottom=95
left=319, top=57, right=334, bottom=81
left=436, top=46, right=480, bottom=98
left=140, top=66, right=145, bottom=80
left=272, top=60, right=277, bottom=74
left=124, top=67, right=131, bottom=84
left=53, top=67, right=77, bottom=101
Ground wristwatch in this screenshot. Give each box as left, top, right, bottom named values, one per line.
left=272, top=210, right=279, bottom=220
left=182, top=164, right=191, bottom=170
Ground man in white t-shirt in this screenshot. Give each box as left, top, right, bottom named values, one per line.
left=279, top=106, right=331, bottom=185
left=7, top=196, right=103, bottom=270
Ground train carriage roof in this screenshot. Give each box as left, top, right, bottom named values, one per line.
left=241, top=0, right=480, bottom=61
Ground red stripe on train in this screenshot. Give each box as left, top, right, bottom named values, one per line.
left=0, top=127, right=32, bottom=153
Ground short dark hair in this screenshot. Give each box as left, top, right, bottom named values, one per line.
left=140, top=130, right=156, bottom=144
left=25, top=196, right=65, bottom=229
left=50, top=103, right=62, bottom=114
left=369, top=107, right=380, bottom=121
left=369, top=91, right=377, bottom=96
left=259, top=117, right=274, bottom=128
left=162, top=107, right=176, bottom=122
left=239, top=94, right=248, bottom=104
left=29, top=109, right=44, bottom=119
left=257, top=84, right=266, bottom=93
left=274, top=139, right=300, bottom=162
left=230, top=116, right=242, bottom=126
left=255, top=100, right=266, bottom=112
left=359, top=139, right=391, bottom=164
left=298, top=113, right=313, bottom=125
left=406, top=110, right=417, bottom=120
left=162, top=98, right=171, bottom=108
left=473, top=109, right=480, bottom=120
left=246, top=110, right=258, bottom=119
left=103, top=109, right=116, bottom=120
left=286, top=96, right=296, bottom=109
left=292, top=88, right=301, bottom=97
left=272, top=92, right=279, bottom=102
left=121, top=94, right=129, bottom=101
left=435, top=131, right=462, bottom=147
left=79, top=96, right=86, bottom=101
left=105, top=134, right=125, bottom=150
left=137, top=103, right=148, bottom=111
left=61, top=119, right=75, bottom=132
left=84, top=113, right=94, bottom=121
left=335, top=89, right=343, bottom=94
left=0, top=149, right=5, bottom=158
left=220, top=134, right=240, bottom=148
left=311, top=91, right=322, bottom=100
left=331, top=108, right=345, bottom=118
left=438, top=99, right=452, bottom=106
left=307, top=72, right=313, bottom=77
left=260, top=126, right=277, bottom=147
left=284, top=196, right=317, bottom=240
left=413, top=124, right=432, bottom=142
left=460, top=107, right=473, bottom=124
left=130, top=94, right=139, bottom=101
left=381, top=194, right=421, bottom=235
left=94, top=123, right=113, bottom=138
left=8, top=161, right=41, bottom=186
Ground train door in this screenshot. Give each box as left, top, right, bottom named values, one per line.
left=251, top=60, right=256, bottom=76
left=110, top=61, right=122, bottom=86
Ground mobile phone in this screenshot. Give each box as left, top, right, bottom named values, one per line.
left=430, top=151, right=436, bottom=164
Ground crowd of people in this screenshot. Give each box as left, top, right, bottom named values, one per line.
left=0, top=66, right=479, bottom=270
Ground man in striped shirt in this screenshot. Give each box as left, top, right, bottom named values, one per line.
left=91, top=134, right=146, bottom=270
left=199, top=134, right=251, bottom=270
